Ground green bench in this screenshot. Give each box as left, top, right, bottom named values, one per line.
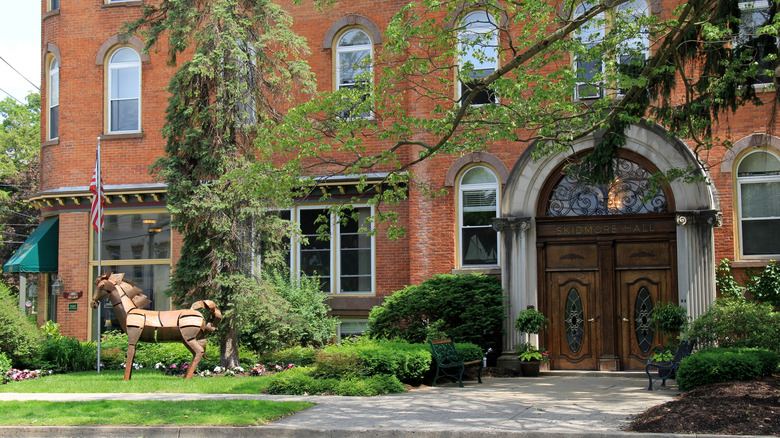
left=429, top=339, right=483, bottom=387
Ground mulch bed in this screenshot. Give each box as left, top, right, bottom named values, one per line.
left=625, top=375, right=780, bottom=436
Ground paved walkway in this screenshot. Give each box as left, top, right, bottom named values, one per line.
left=0, top=372, right=763, bottom=437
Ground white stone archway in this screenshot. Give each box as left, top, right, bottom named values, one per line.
left=494, top=123, right=719, bottom=364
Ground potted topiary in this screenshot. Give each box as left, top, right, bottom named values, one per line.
left=514, top=306, right=549, bottom=376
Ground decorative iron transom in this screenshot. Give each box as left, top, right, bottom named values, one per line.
left=634, top=287, right=654, bottom=354
left=565, top=288, right=584, bottom=354
left=546, top=158, right=668, bottom=217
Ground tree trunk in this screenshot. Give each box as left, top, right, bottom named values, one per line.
left=220, top=314, right=240, bottom=368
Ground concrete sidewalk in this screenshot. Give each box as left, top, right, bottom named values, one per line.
left=0, top=372, right=763, bottom=437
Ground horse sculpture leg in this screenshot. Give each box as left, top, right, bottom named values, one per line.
left=124, top=329, right=141, bottom=381
left=181, top=334, right=205, bottom=380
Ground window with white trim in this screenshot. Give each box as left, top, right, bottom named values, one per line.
left=737, top=0, right=776, bottom=85
left=338, top=319, right=369, bottom=341
left=459, top=166, right=499, bottom=266
left=50, top=0, right=60, bottom=10
left=107, top=47, right=141, bottom=133
left=574, top=2, right=605, bottom=100
left=336, top=29, right=372, bottom=118
left=297, top=206, right=374, bottom=294
left=737, top=150, right=780, bottom=258
left=615, top=0, right=649, bottom=95
left=48, top=58, right=59, bottom=140
left=458, top=11, right=498, bottom=105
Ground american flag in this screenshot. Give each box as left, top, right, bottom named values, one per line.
left=89, top=151, right=105, bottom=232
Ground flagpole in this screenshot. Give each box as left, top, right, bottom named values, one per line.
left=96, top=137, right=102, bottom=374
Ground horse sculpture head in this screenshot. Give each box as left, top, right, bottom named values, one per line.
left=91, top=272, right=117, bottom=308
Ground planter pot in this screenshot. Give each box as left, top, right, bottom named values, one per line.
left=519, top=360, right=541, bottom=377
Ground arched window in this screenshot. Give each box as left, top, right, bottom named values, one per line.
left=48, top=58, right=59, bottom=140
left=336, top=29, right=372, bottom=118
left=458, top=11, right=498, bottom=105
left=107, top=47, right=141, bottom=133
left=616, top=0, right=649, bottom=94
left=737, top=150, right=780, bottom=258
left=459, top=166, right=499, bottom=266
left=574, top=2, right=605, bottom=99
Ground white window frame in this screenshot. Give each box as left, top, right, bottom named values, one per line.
left=335, top=28, right=373, bottom=119
left=49, top=0, right=60, bottom=11
left=458, top=165, right=500, bottom=267
left=48, top=57, right=59, bottom=140
left=737, top=150, right=780, bottom=259
left=107, top=47, right=141, bottom=134
left=295, top=205, right=375, bottom=295
left=337, top=318, right=369, bottom=341
left=615, top=0, right=650, bottom=96
left=457, top=10, right=499, bottom=105
left=574, top=2, right=605, bottom=100
left=738, top=0, right=775, bottom=85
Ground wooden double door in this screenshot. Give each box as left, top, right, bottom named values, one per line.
left=537, top=215, right=678, bottom=370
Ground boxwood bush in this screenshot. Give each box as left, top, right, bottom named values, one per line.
left=676, top=347, right=780, bottom=391
left=368, top=274, right=505, bottom=351
left=259, top=345, right=318, bottom=367
left=264, top=366, right=406, bottom=396
left=318, top=338, right=433, bottom=383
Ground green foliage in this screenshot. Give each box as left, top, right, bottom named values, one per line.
left=649, top=302, right=688, bottom=336
left=236, top=269, right=337, bottom=354
left=312, top=350, right=364, bottom=379
left=39, top=337, right=96, bottom=373
left=40, top=321, right=61, bottom=339
left=715, top=259, right=746, bottom=300
left=320, top=338, right=432, bottom=383
left=676, top=347, right=779, bottom=391
left=133, top=341, right=222, bottom=370
left=0, top=283, right=41, bottom=368
left=748, top=261, right=780, bottom=308
left=259, top=345, right=318, bottom=367
left=368, top=274, right=505, bottom=351
left=514, top=308, right=548, bottom=335
left=688, top=298, right=780, bottom=352
left=0, top=352, right=11, bottom=376
left=264, top=366, right=406, bottom=396
left=515, top=343, right=549, bottom=362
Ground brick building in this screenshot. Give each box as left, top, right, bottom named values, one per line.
left=8, top=0, right=779, bottom=370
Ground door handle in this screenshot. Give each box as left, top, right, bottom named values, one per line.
left=618, top=316, right=629, bottom=322
left=587, top=315, right=600, bottom=322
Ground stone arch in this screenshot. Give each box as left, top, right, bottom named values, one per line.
left=94, top=34, right=150, bottom=65
left=495, top=123, right=718, bottom=367
left=323, top=15, right=382, bottom=48
left=444, top=151, right=509, bottom=186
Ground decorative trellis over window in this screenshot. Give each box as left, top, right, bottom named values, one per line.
left=546, top=158, right=668, bottom=217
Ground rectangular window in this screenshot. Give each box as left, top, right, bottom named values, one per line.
left=48, top=59, right=59, bottom=140
left=458, top=12, right=498, bottom=105
left=295, top=206, right=374, bottom=294
left=338, top=319, right=369, bottom=341
left=461, top=189, right=498, bottom=265
left=90, top=212, right=172, bottom=338
left=740, top=180, right=780, bottom=256
left=738, top=0, right=776, bottom=85
left=574, top=4, right=605, bottom=100
left=50, top=0, right=60, bottom=10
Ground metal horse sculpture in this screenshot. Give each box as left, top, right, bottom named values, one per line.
left=91, top=272, right=222, bottom=380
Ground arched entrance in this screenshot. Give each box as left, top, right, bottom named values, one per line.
left=495, top=123, right=719, bottom=371
left=536, top=151, right=677, bottom=370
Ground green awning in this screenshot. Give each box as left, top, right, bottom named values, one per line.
left=3, top=217, right=59, bottom=273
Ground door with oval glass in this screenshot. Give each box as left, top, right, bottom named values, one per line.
left=548, top=271, right=599, bottom=369
left=617, top=269, right=674, bottom=369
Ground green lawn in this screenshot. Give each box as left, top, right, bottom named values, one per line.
left=0, top=369, right=271, bottom=393
left=0, top=370, right=314, bottom=426
left=0, top=400, right=314, bottom=426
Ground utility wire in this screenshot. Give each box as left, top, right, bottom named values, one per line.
left=0, top=55, right=40, bottom=93
left=0, top=86, right=24, bottom=105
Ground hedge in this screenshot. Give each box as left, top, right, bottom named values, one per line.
left=676, top=347, right=779, bottom=391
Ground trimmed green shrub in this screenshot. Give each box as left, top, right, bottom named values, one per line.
left=676, top=347, right=779, bottom=391
left=264, top=366, right=406, bottom=396
left=39, top=337, right=97, bottom=372
left=0, top=283, right=41, bottom=368
left=313, top=350, right=364, bottom=379
left=748, top=261, right=780, bottom=308
left=260, top=345, right=318, bottom=367
left=454, top=342, right=483, bottom=362
left=688, top=298, right=780, bottom=352
left=368, top=274, right=505, bottom=351
left=320, top=338, right=433, bottom=383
